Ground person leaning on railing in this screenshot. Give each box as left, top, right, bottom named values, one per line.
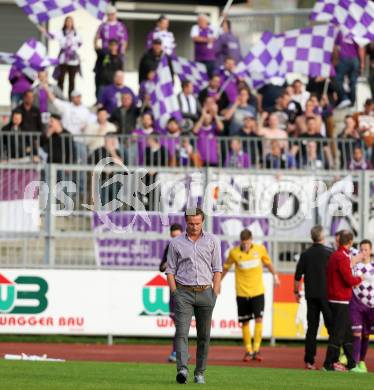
left=84, top=107, right=122, bottom=165
left=40, top=113, right=76, bottom=164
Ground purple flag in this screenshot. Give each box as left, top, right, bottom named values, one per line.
left=15, top=0, right=108, bottom=24
left=279, top=25, right=336, bottom=78
left=310, top=0, right=374, bottom=45
left=235, top=31, right=287, bottom=89
left=0, top=38, right=58, bottom=79
left=171, top=56, right=208, bottom=94
left=149, top=55, right=182, bottom=130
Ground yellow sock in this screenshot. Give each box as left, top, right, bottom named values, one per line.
left=242, top=322, right=253, bottom=353
left=253, top=322, right=263, bottom=353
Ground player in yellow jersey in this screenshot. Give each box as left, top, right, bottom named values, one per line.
left=222, top=229, right=280, bottom=362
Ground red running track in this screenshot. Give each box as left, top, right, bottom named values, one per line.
left=0, top=342, right=373, bottom=370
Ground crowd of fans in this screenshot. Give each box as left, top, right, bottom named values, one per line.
left=1, top=5, right=374, bottom=171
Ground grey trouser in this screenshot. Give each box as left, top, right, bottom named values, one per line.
left=173, top=286, right=217, bottom=375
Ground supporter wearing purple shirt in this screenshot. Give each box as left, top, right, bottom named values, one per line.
left=224, top=138, right=251, bottom=169
left=9, top=65, right=33, bottom=109
left=217, top=56, right=241, bottom=104
left=335, top=31, right=365, bottom=108
left=95, top=5, right=128, bottom=56
left=191, top=14, right=216, bottom=77
left=99, top=70, right=136, bottom=114
left=214, top=19, right=241, bottom=69
left=133, top=112, right=155, bottom=165
left=146, top=15, right=176, bottom=57
left=160, top=118, right=182, bottom=165
left=192, top=108, right=224, bottom=166
left=349, top=146, right=373, bottom=170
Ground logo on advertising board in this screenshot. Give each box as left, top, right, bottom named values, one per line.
left=0, top=273, right=48, bottom=314
left=140, top=275, right=169, bottom=316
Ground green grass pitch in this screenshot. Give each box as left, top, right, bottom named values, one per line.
left=1, top=360, right=373, bottom=390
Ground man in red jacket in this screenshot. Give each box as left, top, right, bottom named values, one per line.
left=323, top=230, right=363, bottom=372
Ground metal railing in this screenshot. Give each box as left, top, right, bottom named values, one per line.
left=1, top=132, right=372, bottom=171
left=0, top=162, right=372, bottom=273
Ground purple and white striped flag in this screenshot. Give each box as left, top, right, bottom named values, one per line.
left=0, top=38, right=58, bottom=78
left=279, top=25, right=336, bottom=78
left=149, top=55, right=182, bottom=130
left=171, top=56, right=208, bottom=94
left=15, top=0, right=108, bottom=24
left=235, top=31, right=286, bottom=89
left=310, top=0, right=374, bottom=44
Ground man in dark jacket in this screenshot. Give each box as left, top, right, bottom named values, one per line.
left=109, top=92, right=138, bottom=135
left=323, top=230, right=363, bottom=372
left=41, top=113, right=76, bottom=164
left=95, top=39, right=124, bottom=98
left=294, top=225, right=333, bottom=370
left=138, top=38, right=163, bottom=84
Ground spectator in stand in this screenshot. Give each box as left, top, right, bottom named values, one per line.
left=291, top=79, right=310, bottom=111
left=302, top=140, right=325, bottom=170
left=162, top=117, right=182, bottom=166
left=191, top=14, right=216, bottom=77
left=271, top=91, right=302, bottom=136
left=95, top=5, right=128, bottom=57
left=39, top=16, right=82, bottom=97
left=353, top=98, right=374, bottom=134
left=307, top=77, right=338, bottom=105
left=224, top=87, right=257, bottom=136
left=138, top=38, right=163, bottom=84
left=224, top=138, right=251, bottom=169
left=214, top=18, right=241, bottom=69
left=257, top=112, right=288, bottom=157
left=296, top=99, right=324, bottom=136
left=109, top=92, right=138, bottom=136
left=265, top=139, right=296, bottom=169
left=8, top=64, right=33, bottom=109
left=367, top=42, right=374, bottom=99
left=238, top=115, right=262, bottom=166
left=177, top=80, right=201, bottom=132
left=146, top=15, right=176, bottom=57
left=218, top=56, right=241, bottom=104
left=338, top=115, right=362, bottom=169
left=133, top=112, right=155, bottom=165
left=99, top=70, right=136, bottom=114
left=41, top=113, right=76, bottom=164
left=32, top=70, right=65, bottom=124
left=257, top=81, right=285, bottom=113
left=44, top=86, right=92, bottom=165
left=198, top=74, right=230, bottom=114
left=0, top=110, right=30, bottom=160
left=15, top=90, right=42, bottom=133
left=192, top=107, right=224, bottom=167
left=145, top=133, right=168, bottom=167
left=349, top=146, right=373, bottom=170
left=85, top=108, right=122, bottom=165
left=139, top=70, right=156, bottom=110
left=295, top=117, right=332, bottom=169
left=334, top=31, right=365, bottom=109
left=94, top=39, right=124, bottom=99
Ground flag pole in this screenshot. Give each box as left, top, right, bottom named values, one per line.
left=217, top=0, right=235, bottom=27
left=322, top=77, right=330, bottom=97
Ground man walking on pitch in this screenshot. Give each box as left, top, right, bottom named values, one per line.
left=294, top=225, right=333, bottom=370
left=222, top=229, right=279, bottom=362
left=323, top=230, right=363, bottom=372
left=159, top=223, right=183, bottom=363
left=166, top=208, right=222, bottom=384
